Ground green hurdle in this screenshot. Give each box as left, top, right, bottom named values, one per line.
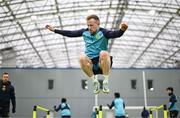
left=149, top=104, right=168, bottom=118
left=33, top=105, right=50, bottom=118
left=95, top=105, right=102, bottom=118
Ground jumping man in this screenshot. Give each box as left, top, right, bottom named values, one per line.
left=46, top=15, right=128, bottom=94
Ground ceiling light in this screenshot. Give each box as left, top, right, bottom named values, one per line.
left=87, top=10, right=96, bottom=15
left=148, top=10, right=156, bottom=15
left=31, top=15, right=37, bottom=21
left=150, top=88, right=154, bottom=91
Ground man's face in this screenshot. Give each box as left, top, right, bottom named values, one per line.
left=87, top=18, right=99, bottom=34
left=166, top=89, right=172, bottom=94
left=2, top=74, right=9, bottom=82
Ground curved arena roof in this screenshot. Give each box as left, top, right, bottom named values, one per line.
left=0, top=0, right=180, bottom=68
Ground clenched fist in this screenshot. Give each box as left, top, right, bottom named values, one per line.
left=45, top=25, right=55, bottom=32
left=119, top=22, right=128, bottom=31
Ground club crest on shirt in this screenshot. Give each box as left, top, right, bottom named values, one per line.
left=95, top=32, right=103, bottom=40
left=2, top=85, right=6, bottom=91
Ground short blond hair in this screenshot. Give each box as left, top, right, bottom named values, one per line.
left=86, top=15, right=100, bottom=21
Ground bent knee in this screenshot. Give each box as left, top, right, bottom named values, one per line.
left=79, top=54, right=91, bottom=65
left=79, top=54, right=87, bottom=62
left=100, top=51, right=109, bottom=58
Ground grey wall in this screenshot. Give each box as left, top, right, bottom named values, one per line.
left=0, top=68, right=180, bottom=118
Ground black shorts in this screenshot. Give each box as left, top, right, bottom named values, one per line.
left=62, top=116, right=71, bottom=118
left=170, top=110, right=179, bottom=118
left=91, top=56, right=113, bottom=75
left=115, top=116, right=126, bottom=118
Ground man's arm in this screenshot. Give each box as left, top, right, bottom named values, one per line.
left=123, top=102, right=125, bottom=109
left=169, top=95, right=177, bottom=110
left=107, top=101, right=115, bottom=109
left=54, top=29, right=84, bottom=37
left=141, top=111, right=144, bottom=117
left=54, top=104, right=61, bottom=112
left=46, top=25, right=85, bottom=37
left=103, top=22, right=128, bottom=39
left=10, top=86, right=16, bottom=113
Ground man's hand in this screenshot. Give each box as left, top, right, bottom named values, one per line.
left=45, top=25, right=55, bottom=32
left=54, top=105, right=56, bottom=111
left=12, top=107, right=16, bottom=113
left=119, top=22, right=128, bottom=31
